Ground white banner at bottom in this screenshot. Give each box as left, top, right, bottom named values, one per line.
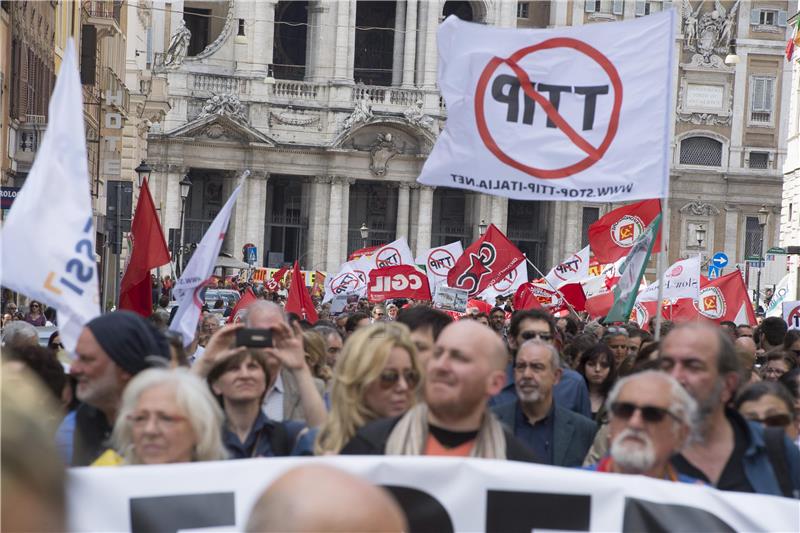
left=67, top=456, right=798, bottom=532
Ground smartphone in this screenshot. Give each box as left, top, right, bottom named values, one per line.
left=236, top=328, right=273, bottom=348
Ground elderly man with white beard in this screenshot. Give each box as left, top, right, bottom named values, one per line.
left=585, top=371, right=700, bottom=482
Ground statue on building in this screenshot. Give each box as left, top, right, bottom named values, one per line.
left=682, top=0, right=740, bottom=64
left=403, top=100, right=435, bottom=131
left=199, top=93, right=247, bottom=122
left=163, top=20, right=192, bottom=67
left=341, top=99, right=373, bottom=132
left=369, top=132, right=400, bottom=177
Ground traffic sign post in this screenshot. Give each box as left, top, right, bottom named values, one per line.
left=711, top=252, right=728, bottom=269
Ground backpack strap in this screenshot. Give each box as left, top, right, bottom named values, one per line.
left=763, top=427, right=793, bottom=498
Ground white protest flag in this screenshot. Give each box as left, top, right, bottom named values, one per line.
left=0, top=40, right=99, bottom=353
left=637, top=255, right=701, bottom=304
left=766, top=272, right=791, bottom=318
left=415, top=241, right=464, bottom=294
left=418, top=11, right=674, bottom=202
left=169, top=174, right=246, bottom=346
left=370, top=237, right=415, bottom=268
left=322, top=256, right=372, bottom=304
left=478, top=260, right=528, bottom=305
left=545, top=246, right=590, bottom=288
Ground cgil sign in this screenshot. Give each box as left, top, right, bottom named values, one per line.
left=368, top=264, right=431, bottom=302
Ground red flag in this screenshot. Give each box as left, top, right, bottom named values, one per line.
left=585, top=291, right=615, bottom=319
left=367, top=265, right=431, bottom=302
left=671, top=271, right=756, bottom=326
left=119, top=179, right=171, bottom=317
left=513, top=282, right=544, bottom=311
left=447, top=224, right=524, bottom=297
left=588, top=199, right=662, bottom=264
left=285, top=261, right=318, bottom=323
left=227, top=288, right=257, bottom=323
left=348, top=244, right=381, bottom=261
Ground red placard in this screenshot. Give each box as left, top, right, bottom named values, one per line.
left=367, top=265, right=431, bottom=303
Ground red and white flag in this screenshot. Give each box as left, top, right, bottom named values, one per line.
left=636, top=255, right=700, bottom=304
left=588, top=199, right=662, bottom=264
left=447, top=224, right=524, bottom=297
left=367, top=265, right=431, bottom=302
left=370, top=237, right=415, bottom=269
left=478, top=260, right=528, bottom=305
left=545, top=246, right=590, bottom=288
left=671, top=271, right=757, bottom=326
left=415, top=241, right=464, bottom=295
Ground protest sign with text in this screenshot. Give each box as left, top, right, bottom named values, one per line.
left=417, top=12, right=674, bottom=202
left=368, top=265, right=431, bottom=302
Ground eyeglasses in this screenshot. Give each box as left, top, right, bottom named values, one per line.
left=127, top=411, right=187, bottom=430
left=379, top=369, right=420, bottom=389
left=610, top=402, right=680, bottom=424
left=514, top=362, right=548, bottom=373
left=606, top=327, right=628, bottom=336
left=520, top=331, right=552, bottom=342
left=745, top=413, right=792, bottom=427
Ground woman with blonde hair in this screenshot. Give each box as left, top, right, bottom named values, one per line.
left=108, top=368, right=227, bottom=465
left=294, top=322, right=422, bottom=455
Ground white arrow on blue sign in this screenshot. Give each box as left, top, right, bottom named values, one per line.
left=712, top=252, right=728, bottom=268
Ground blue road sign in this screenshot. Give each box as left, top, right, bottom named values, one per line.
left=712, top=252, right=728, bottom=268
left=708, top=265, right=720, bottom=279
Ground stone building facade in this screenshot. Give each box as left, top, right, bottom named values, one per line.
left=144, top=0, right=790, bottom=276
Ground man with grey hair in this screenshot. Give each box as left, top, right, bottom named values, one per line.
left=1, top=321, right=39, bottom=349
left=661, top=322, right=800, bottom=496
left=492, top=339, right=596, bottom=466
left=312, top=325, right=343, bottom=368
left=586, top=370, right=697, bottom=481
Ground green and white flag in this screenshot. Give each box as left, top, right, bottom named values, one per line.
left=605, top=214, right=661, bottom=323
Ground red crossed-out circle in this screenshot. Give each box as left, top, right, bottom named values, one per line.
left=493, top=268, right=518, bottom=291
left=788, top=305, right=800, bottom=328
left=475, top=38, right=623, bottom=179
left=376, top=247, right=401, bottom=267
left=428, top=249, right=456, bottom=277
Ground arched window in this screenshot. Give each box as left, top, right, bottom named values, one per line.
left=679, top=136, right=723, bottom=167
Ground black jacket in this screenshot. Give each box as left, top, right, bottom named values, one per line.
left=340, top=415, right=540, bottom=463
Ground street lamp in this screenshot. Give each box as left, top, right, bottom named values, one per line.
left=134, top=160, right=151, bottom=187
left=178, top=174, right=192, bottom=277
left=724, top=39, right=740, bottom=65
left=695, top=224, right=706, bottom=248
left=754, top=205, right=769, bottom=312
left=478, top=219, right=488, bottom=236
left=360, top=222, right=369, bottom=249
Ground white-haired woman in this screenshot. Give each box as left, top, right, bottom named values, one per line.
left=98, top=368, right=227, bottom=465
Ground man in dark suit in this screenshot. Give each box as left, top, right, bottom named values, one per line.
left=492, top=339, right=596, bottom=467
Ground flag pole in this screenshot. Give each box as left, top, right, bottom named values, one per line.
left=653, top=198, right=668, bottom=341
left=524, top=256, right=580, bottom=317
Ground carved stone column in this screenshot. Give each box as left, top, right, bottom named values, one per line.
left=403, top=0, right=418, bottom=87
left=340, top=177, right=355, bottom=263
left=416, top=185, right=434, bottom=256
left=159, top=163, right=189, bottom=234
left=306, top=1, right=334, bottom=82
left=326, top=176, right=345, bottom=271
left=307, top=176, right=332, bottom=271
left=490, top=195, right=508, bottom=234
left=392, top=1, right=406, bottom=86
left=396, top=182, right=411, bottom=241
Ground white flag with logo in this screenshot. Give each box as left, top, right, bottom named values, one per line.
left=637, top=255, right=701, bottom=304
left=545, top=246, right=590, bottom=288
left=417, top=11, right=674, bottom=202
left=0, top=40, right=99, bottom=353
left=370, top=237, right=415, bottom=269
left=170, top=176, right=245, bottom=346
left=766, top=273, right=791, bottom=318
left=478, top=260, right=528, bottom=305
left=416, top=241, right=464, bottom=294
left=322, top=256, right=372, bottom=303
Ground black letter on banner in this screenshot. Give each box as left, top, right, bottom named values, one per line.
left=485, top=491, right=590, bottom=532
left=129, top=492, right=235, bottom=533
left=492, top=75, right=521, bottom=123
left=574, top=85, right=609, bottom=131
left=622, top=498, right=735, bottom=533
left=536, top=84, right=572, bottom=128
left=382, top=485, right=454, bottom=533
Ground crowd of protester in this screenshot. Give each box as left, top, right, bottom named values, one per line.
left=3, top=283, right=800, bottom=530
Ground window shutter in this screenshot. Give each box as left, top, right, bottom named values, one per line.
left=80, top=25, right=97, bottom=85
left=778, top=10, right=788, bottom=27
left=750, top=9, right=761, bottom=24
left=613, top=0, right=625, bottom=15
left=765, top=78, right=774, bottom=111
left=752, top=78, right=765, bottom=111
left=635, top=0, right=646, bottom=16
left=585, top=0, right=596, bottom=13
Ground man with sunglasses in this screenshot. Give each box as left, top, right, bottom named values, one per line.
left=587, top=371, right=697, bottom=481
left=661, top=322, right=800, bottom=497
left=490, top=310, right=592, bottom=419
left=492, top=340, right=596, bottom=466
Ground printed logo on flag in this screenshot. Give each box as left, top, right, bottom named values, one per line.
left=376, top=247, right=402, bottom=268
left=492, top=268, right=519, bottom=292
left=694, top=286, right=726, bottom=319
left=330, top=272, right=361, bottom=295
left=669, top=265, right=684, bottom=277
left=427, top=249, right=457, bottom=277
left=553, top=253, right=583, bottom=282
left=632, top=302, right=649, bottom=327
left=455, top=242, right=497, bottom=294
left=611, top=215, right=644, bottom=247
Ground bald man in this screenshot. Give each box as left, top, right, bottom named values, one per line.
left=342, top=320, right=537, bottom=461
left=245, top=465, right=406, bottom=533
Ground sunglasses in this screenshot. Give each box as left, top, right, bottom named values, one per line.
left=746, top=413, right=792, bottom=427
left=520, top=331, right=552, bottom=342
left=606, top=327, right=628, bottom=336
left=610, top=402, right=680, bottom=424
left=379, top=369, right=420, bottom=389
